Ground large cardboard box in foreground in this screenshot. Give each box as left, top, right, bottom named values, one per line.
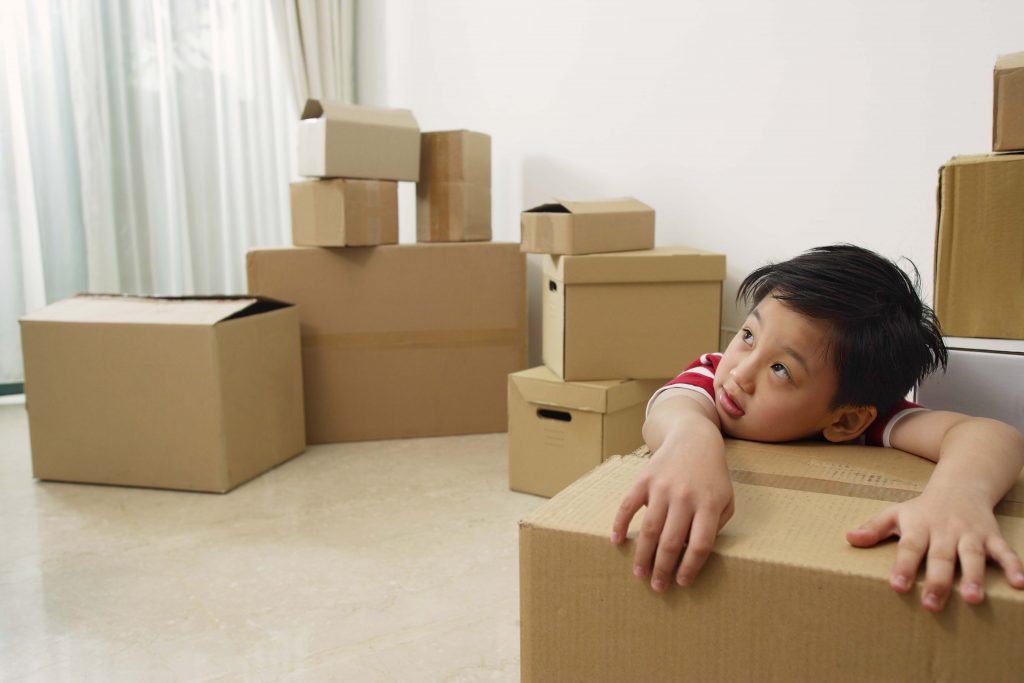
left=543, top=246, right=725, bottom=381
left=934, top=154, right=1024, bottom=340
left=520, top=441, right=1024, bottom=682
left=508, top=366, right=664, bottom=498
left=916, top=337, right=1024, bottom=433
left=19, top=295, right=306, bottom=492
left=994, top=52, right=1024, bottom=152
left=297, top=99, right=420, bottom=181
left=247, top=244, right=527, bottom=443
left=521, top=198, right=654, bottom=255
left=290, top=179, right=398, bottom=247
left=417, top=130, right=491, bottom=242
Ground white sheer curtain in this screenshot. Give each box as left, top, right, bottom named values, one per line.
left=1, top=0, right=347, bottom=385
left=270, top=0, right=356, bottom=109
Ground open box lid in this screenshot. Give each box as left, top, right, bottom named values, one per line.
left=300, top=98, right=418, bottom=131
left=510, top=366, right=661, bottom=414
left=543, top=246, right=726, bottom=284
left=523, top=197, right=653, bottom=217
left=20, top=294, right=291, bottom=326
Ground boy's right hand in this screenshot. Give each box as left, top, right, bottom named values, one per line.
left=611, top=429, right=734, bottom=592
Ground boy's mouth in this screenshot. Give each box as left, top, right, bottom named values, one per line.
left=718, top=388, right=745, bottom=418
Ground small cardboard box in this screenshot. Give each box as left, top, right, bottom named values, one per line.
left=508, top=366, right=664, bottom=498
left=297, top=99, right=420, bottom=181
left=543, top=246, right=725, bottom=381
left=994, top=52, right=1024, bottom=152
left=247, top=243, right=527, bottom=444
left=520, top=198, right=655, bottom=255
left=934, top=154, right=1024, bottom=340
left=291, top=179, right=398, bottom=247
left=520, top=441, right=1024, bottom=682
left=416, top=130, right=491, bottom=242
left=19, top=295, right=306, bottom=493
left=916, top=337, right=1024, bottom=433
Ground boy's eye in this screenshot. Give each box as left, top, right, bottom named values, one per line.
left=741, top=328, right=753, bottom=345
left=771, top=363, right=791, bottom=380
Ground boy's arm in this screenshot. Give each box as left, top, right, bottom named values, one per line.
left=847, top=410, right=1024, bottom=611
left=610, top=391, right=734, bottom=592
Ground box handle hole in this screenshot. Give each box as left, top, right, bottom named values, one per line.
left=548, top=280, right=557, bottom=292
left=537, top=408, right=572, bottom=422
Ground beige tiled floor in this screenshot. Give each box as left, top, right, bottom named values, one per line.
left=0, top=401, right=545, bottom=682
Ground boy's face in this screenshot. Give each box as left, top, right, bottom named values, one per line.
left=713, top=295, right=844, bottom=442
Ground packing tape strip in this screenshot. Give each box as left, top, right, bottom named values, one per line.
left=303, top=326, right=525, bottom=351
left=731, top=469, right=1024, bottom=519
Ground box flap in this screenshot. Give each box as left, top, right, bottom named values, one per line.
left=942, top=153, right=1024, bottom=167
left=20, top=294, right=286, bottom=326
left=523, top=197, right=652, bottom=216
left=543, top=246, right=726, bottom=284
left=510, top=366, right=656, bottom=413
left=996, top=52, right=1024, bottom=70
left=300, top=98, right=417, bottom=131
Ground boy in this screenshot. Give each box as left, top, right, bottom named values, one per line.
left=611, top=244, right=1024, bottom=612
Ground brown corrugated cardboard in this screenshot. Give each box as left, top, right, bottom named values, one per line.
left=507, top=366, right=664, bottom=498
left=934, top=154, right=1024, bottom=340
left=520, top=441, right=1024, bottom=682
left=297, top=99, right=420, bottom=181
left=247, top=244, right=527, bottom=444
left=19, top=295, right=306, bottom=493
left=994, top=52, right=1024, bottom=152
left=291, top=179, right=398, bottom=247
left=416, top=130, right=491, bottom=242
left=543, top=246, right=725, bottom=381
left=520, top=198, right=655, bottom=255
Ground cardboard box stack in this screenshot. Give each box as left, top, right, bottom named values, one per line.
left=251, top=99, right=526, bottom=444
left=931, top=51, right=1024, bottom=425
left=509, top=198, right=726, bottom=497
left=519, top=442, right=1024, bottom=681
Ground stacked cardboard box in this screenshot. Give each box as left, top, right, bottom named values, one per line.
left=932, top=51, right=1024, bottom=415
left=509, top=198, right=726, bottom=497
left=252, top=99, right=526, bottom=444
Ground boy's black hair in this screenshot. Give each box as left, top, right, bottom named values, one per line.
left=737, top=244, right=948, bottom=415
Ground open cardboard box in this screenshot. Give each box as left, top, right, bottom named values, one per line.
left=520, top=440, right=1024, bottom=681
left=521, top=198, right=655, bottom=255
left=19, top=295, right=306, bottom=493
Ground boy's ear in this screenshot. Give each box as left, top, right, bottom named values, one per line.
left=822, top=404, right=878, bottom=443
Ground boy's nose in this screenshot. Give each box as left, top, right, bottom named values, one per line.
left=730, top=366, right=755, bottom=393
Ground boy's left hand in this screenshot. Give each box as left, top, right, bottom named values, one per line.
left=846, top=490, right=1024, bottom=612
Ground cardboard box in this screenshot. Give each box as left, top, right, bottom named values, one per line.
left=417, top=130, right=491, bottom=242
left=916, top=337, right=1024, bottom=433
left=994, top=52, right=1024, bottom=152
left=934, top=154, right=1024, bottom=340
left=508, top=366, right=664, bottom=498
left=520, top=198, right=655, bottom=255
left=520, top=441, right=1024, bottom=682
left=247, top=244, right=527, bottom=444
left=297, top=99, right=420, bottom=181
left=19, top=295, right=306, bottom=493
left=291, top=179, right=398, bottom=247
left=543, top=246, right=725, bottom=381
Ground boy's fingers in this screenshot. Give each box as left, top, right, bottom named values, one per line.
left=890, top=527, right=926, bottom=593
left=611, top=485, right=646, bottom=544
left=986, top=536, right=1024, bottom=589
left=923, top=535, right=956, bottom=612
left=846, top=509, right=898, bottom=547
left=676, top=510, right=718, bottom=587
left=957, top=537, right=987, bottom=604
left=650, top=503, right=693, bottom=592
left=632, top=496, right=668, bottom=580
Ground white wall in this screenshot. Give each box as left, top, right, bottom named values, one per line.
left=357, top=0, right=1023, bottom=364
